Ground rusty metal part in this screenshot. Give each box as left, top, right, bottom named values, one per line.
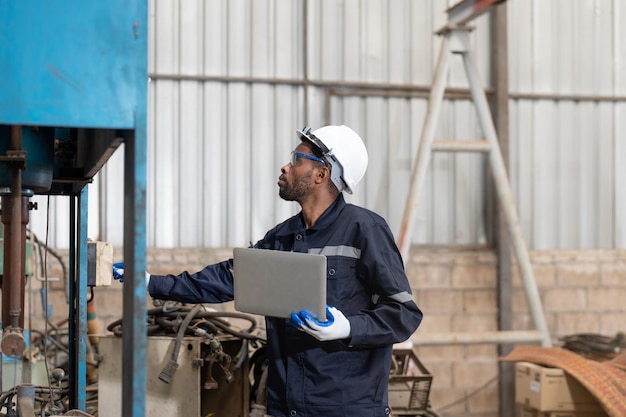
left=1, top=327, right=26, bottom=358
left=203, top=358, right=219, bottom=390
left=1, top=126, right=31, bottom=358
left=9, top=126, right=23, bottom=330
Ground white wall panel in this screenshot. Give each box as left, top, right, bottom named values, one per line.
left=509, top=0, right=624, bottom=249
left=28, top=0, right=624, bottom=251
left=102, top=0, right=492, bottom=250
left=615, top=0, right=626, bottom=248
left=202, top=82, right=229, bottom=246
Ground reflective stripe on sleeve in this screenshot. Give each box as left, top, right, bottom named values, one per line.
left=371, top=291, right=413, bottom=305
left=308, top=245, right=361, bottom=259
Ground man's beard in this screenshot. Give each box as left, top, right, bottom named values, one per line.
left=279, top=169, right=314, bottom=202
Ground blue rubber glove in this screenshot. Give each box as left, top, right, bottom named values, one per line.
left=289, top=305, right=351, bottom=341
left=112, top=262, right=125, bottom=282
left=112, top=262, right=151, bottom=288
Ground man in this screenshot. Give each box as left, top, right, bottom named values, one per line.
left=117, top=125, right=423, bottom=417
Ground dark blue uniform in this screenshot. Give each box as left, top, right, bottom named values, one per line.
left=149, top=194, right=423, bottom=417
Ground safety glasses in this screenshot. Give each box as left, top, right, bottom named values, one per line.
left=290, top=151, right=327, bottom=167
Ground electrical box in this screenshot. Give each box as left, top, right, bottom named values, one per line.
left=98, top=335, right=249, bottom=417
left=87, top=241, right=112, bottom=287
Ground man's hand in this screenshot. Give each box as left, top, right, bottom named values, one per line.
left=112, top=262, right=125, bottom=282
left=112, top=262, right=151, bottom=287
left=289, top=305, right=351, bottom=341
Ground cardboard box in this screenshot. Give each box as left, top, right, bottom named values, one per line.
left=515, top=362, right=604, bottom=412
left=517, top=404, right=609, bottom=417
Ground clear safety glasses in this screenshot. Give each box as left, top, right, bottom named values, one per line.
left=290, top=151, right=327, bottom=167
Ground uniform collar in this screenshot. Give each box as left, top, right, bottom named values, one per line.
left=301, top=194, right=346, bottom=231
left=278, top=194, right=347, bottom=236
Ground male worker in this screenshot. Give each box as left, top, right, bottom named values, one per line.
left=116, top=125, right=422, bottom=417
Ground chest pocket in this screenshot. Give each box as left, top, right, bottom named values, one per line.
left=326, top=256, right=370, bottom=312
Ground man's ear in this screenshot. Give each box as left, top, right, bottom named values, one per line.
left=315, top=166, right=329, bottom=184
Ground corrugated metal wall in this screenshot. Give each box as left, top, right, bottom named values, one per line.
left=30, top=0, right=626, bottom=250
left=508, top=0, right=626, bottom=249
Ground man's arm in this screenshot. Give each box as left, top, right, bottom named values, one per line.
left=148, top=259, right=235, bottom=304
left=348, top=223, right=423, bottom=346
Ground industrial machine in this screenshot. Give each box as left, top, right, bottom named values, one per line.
left=99, top=305, right=262, bottom=417
left=0, top=2, right=148, bottom=416
left=0, top=1, right=506, bottom=416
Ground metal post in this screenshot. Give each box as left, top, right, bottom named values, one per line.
left=492, top=3, right=516, bottom=416
left=122, top=134, right=148, bottom=416
left=68, top=189, right=88, bottom=410
left=77, top=187, right=88, bottom=409
left=68, top=194, right=77, bottom=407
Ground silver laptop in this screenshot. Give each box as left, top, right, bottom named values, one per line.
left=233, top=247, right=327, bottom=319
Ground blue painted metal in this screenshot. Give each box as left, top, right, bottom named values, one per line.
left=67, top=188, right=89, bottom=410
left=122, top=3, right=148, bottom=416
left=67, top=194, right=77, bottom=407
left=122, top=131, right=148, bottom=417
left=0, top=1, right=148, bottom=415
left=67, top=189, right=89, bottom=409
left=0, top=1, right=144, bottom=129
left=77, top=187, right=89, bottom=409
left=0, top=127, right=54, bottom=192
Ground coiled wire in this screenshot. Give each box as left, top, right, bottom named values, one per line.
left=560, top=332, right=625, bottom=361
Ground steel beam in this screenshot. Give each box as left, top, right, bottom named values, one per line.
left=447, top=0, right=507, bottom=26
left=410, top=330, right=544, bottom=346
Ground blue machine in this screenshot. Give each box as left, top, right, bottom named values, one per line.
left=0, top=2, right=148, bottom=416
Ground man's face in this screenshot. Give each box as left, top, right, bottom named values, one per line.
left=278, top=143, right=323, bottom=202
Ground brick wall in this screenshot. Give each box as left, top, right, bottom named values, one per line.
left=407, top=247, right=626, bottom=417
left=23, top=246, right=626, bottom=416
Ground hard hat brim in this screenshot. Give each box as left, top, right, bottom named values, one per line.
left=295, top=128, right=347, bottom=193
left=296, top=128, right=328, bottom=156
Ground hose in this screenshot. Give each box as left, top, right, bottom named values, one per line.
left=157, top=304, right=203, bottom=383
left=106, top=306, right=261, bottom=341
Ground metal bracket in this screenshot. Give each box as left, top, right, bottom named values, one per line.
left=0, top=150, right=27, bottom=170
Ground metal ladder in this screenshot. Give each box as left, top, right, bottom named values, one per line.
left=399, top=0, right=552, bottom=348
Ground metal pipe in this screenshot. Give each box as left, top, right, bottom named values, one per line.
left=410, top=330, right=544, bottom=346
left=9, top=126, right=22, bottom=330
left=1, top=126, right=28, bottom=358
left=0, top=194, right=25, bottom=358
left=148, top=73, right=476, bottom=95
left=509, top=91, right=626, bottom=102
left=16, top=384, right=36, bottom=417
left=329, top=87, right=475, bottom=100
left=397, top=35, right=452, bottom=261
left=431, top=139, right=491, bottom=153
left=149, top=73, right=626, bottom=103
left=302, top=0, right=309, bottom=120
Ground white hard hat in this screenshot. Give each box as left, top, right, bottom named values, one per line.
left=296, top=125, right=368, bottom=194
